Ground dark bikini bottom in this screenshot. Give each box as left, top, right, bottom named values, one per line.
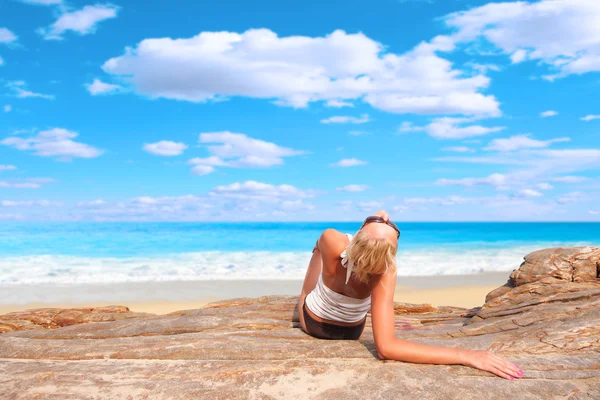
left=302, top=302, right=366, bottom=340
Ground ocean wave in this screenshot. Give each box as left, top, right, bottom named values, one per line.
left=0, top=244, right=564, bottom=285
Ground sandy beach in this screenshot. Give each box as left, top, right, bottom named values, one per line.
left=0, top=271, right=508, bottom=315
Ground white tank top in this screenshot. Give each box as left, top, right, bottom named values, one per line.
left=305, top=233, right=371, bottom=323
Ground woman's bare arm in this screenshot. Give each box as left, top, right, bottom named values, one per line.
left=371, top=269, right=524, bottom=380
left=298, top=229, right=345, bottom=331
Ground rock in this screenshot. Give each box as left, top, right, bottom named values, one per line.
left=510, top=246, right=599, bottom=286
left=0, top=247, right=599, bottom=399
left=485, top=246, right=600, bottom=303
left=0, top=305, right=153, bottom=333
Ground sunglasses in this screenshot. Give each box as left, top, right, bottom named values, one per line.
left=360, top=215, right=401, bottom=238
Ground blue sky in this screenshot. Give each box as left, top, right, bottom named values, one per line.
left=0, top=0, right=599, bottom=222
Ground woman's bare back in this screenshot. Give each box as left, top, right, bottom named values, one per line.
left=319, top=229, right=378, bottom=300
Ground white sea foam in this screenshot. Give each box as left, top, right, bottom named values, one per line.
left=0, top=245, right=558, bottom=285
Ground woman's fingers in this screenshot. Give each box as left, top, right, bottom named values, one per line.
left=469, top=350, right=525, bottom=380
left=375, top=209, right=390, bottom=221
left=502, top=361, right=522, bottom=378
left=492, top=358, right=522, bottom=379
left=492, top=354, right=523, bottom=378
left=489, top=366, right=514, bottom=380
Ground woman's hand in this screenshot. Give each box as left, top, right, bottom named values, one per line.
left=373, top=209, right=390, bottom=221
left=461, top=349, right=524, bottom=380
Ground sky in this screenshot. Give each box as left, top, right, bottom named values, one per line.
left=0, top=0, right=599, bottom=222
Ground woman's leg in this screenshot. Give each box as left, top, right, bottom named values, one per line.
left=297, top=245, right=323, bottom=333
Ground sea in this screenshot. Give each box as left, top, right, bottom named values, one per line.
left=1, top=222, right=599, bottom=285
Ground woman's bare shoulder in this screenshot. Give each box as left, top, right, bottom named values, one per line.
left=318, top=229, right=349, bottom=255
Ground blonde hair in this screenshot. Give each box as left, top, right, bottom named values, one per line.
left=345, top=230, right=397, bottom=284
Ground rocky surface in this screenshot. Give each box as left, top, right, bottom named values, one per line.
left=0, top=306, right=153, bottom=334
left=0, top=247, right=599, bottom=399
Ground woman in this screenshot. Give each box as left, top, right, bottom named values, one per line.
left=298, top=210, right=524, bottom=380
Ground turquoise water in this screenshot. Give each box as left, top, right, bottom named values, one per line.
left=0, top=222, right=598, bottom=284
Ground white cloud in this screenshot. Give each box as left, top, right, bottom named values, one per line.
left=325, top=99, right=354, bottom=108
left=552, top=176, right=588, bottom=183
left=442, top=146, right=475, bottom=153
left=428, top=118, right=504, bottom=139
left=0, top=28, right=17, bottom=43
left=209, top=181, right=314, bottom=201
left=0, top=165, right=16, bottom=171
left=1, top=128, right=103, bottom=160
left=201, top=132, right=302, bottom=163
left=21, top=0, right=62, bottom=4
left=129, top=195, right=208, bottom=207
left=77, top=199, right=106, bottom=207
left=485, top=135, right=571, bottom=152
left=510, top=49, right=527, bottom=64
left=321, top=114, right=370, bottom=124
left=358, top=201, right=383, bottom=212
left=435, top=148, right=600, bottom=192
left=399, top=194, right=573, bottom=217
left=338, top=200, right=353, bottom=210
left=536, top=182, right=554, bottom=190
left=0, top=200, right=61, bottom=207
left=12, top=129, right=33, bottom=136
left=535, top=149, right=600, bottom=170
left=540, top=110, right=558, bottom=118
left=0, top=182, right=38, bottom=189
left=70, top=194, right=215, bottom=221
left=404, top=196, right=471, bottom=206
left=3, top=105, right=11, bottom=113
left=26, top=178, right=56, bottom=184
left=331, top=158, right=368, bottom=167
left=280, top=199, right=315, bottom=211
left=102, top=29, right=500, bottom=116
left=40, top=4, right=119, bottom=40
left=15, top=89, right=54, bottom=99
left=7, top=80, right=25, bottom=87
left=398, top=121, right=418, bottom=132
left=435, top=173, right=507, bottom=188
left=187, top=155, right=226, bottom=175
left=445, top=0, right=600, bottom=79
left=437, top=149, right=600, bottom=169
left=465, top=62, right=501, bottom=74
left=188, top=156, right=227, bottom=167
left=581, top=115, right=600, bottom=122
left=557, top=192, right=585, bottom=205
left=189, top=165, right=216, bottom=176
left=433, top=155, right=523, bottom=165
left=400, top=117, right=504, bottom=139
left=435, top=171, right=562, bottom=193
left=0, top=213, right=24, bottom=221
left=589, top=210, right=599, bottom=215
left=392, top=204, right=408, bottom=212
left=85, top=79, right=122, bottom=95
left=336, top=184, right=370, bottom=192
left=187, top=132, right=303, bottom=175
left=143, top=141, right=188, bottom=156
left=514, top=189, right=543, bottom=198
left=6, top=81, right=54, bottom=100
left=0, top=178, right=53, bottom=189
left=75, top=181, right=318, bottom=221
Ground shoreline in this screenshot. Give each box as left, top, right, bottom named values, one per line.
left=0, top=272, right=508, bottom=314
